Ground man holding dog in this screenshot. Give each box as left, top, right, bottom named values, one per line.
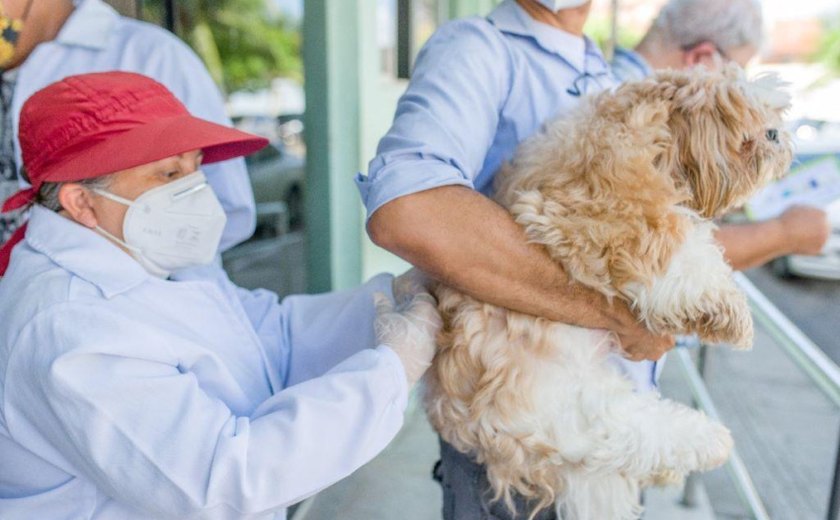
left=358, top=0, right=827, bottom=517
left=357, top=1, right=671, bottom=518
left=612, top=0, right=831, bottom=271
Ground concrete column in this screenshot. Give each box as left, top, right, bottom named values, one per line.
left=303, top=0, right=370, bottom=292
left=302, top=0, right=501, bottom=292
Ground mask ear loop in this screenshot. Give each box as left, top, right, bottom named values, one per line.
left=93, top=188, right=134, bottom=207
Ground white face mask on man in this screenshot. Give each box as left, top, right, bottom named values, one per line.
left=93, top=171, right=227, bottom=278
left=535, top=0, right=590, bottom=11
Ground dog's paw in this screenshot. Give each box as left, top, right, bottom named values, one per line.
left=646, top=469, right=685, bottom=487
left=696, top=291, right=754, bottom=349
left=693, top=422, right=734, bottom=471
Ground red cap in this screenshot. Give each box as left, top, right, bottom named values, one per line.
left=0, top=71, right=269, bottom=274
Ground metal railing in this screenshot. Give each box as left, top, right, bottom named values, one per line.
left=676, top=272, right=840, bottom=520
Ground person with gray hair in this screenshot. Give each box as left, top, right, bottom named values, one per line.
left=611, top=0, right=830, bottom=273
left=613, top=0, right=763, bottom=81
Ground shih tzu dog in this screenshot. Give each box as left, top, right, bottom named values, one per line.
left=425, top=65, right=792, bottom=520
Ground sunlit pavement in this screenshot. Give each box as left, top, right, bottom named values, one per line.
left=745, top=265, right=840, bottom=364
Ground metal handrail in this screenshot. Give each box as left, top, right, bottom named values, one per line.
left=680, top=273, right=840, bottom=520
left=734, top=273, right=840, bottom=407
left=675, top=348, right=771, bottom=520
left=733, top=273, right=840, bottom=520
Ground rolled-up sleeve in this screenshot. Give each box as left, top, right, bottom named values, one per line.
left=356, top=19, right=511, bottom=219
left=4, top=304, right=408, bottom=518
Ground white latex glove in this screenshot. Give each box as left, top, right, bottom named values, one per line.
left=374, top=289, right=441, bottom=387
left=392, top=267, right=434, bottom=306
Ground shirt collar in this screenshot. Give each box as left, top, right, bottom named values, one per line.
left=613, top=47, right=654, bottom=78
left=54, top=0, right=119, bottom=50
left=487, top=0, right=609, bottom=75
left=25, top=206, right=149, bottom=298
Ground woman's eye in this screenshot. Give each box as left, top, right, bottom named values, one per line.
left=164, top=171, right=179, bottom=179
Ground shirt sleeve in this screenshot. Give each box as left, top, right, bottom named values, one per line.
left=3, top=303, right=408, bottom=518
left=355, top=19, right=512, bottom=220
left=233, top=272, right=395, bottom=388
left=137, top=30, right=257, bottom=250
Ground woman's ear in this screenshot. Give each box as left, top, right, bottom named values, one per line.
left=58, top=183, right=99, bottom=229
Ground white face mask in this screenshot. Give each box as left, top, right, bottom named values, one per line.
left=94, top=171, right=227, bottom=278
left=535, top=0, right=589, bottom=11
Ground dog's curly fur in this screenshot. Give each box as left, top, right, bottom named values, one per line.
left=425, top=66, right=792, bottom=520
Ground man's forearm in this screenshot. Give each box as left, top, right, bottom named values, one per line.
left=715, top=220, right=788, bottom=271
left=368, top=186, right=623, bottom=330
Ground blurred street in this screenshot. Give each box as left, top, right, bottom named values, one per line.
left=745, top=265, right=840, bottom=363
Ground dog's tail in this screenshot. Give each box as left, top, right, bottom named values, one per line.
left=555, top=472, right=643, bottom=520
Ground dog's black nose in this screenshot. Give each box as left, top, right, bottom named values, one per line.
left=766, top=129, right=779, bottom=143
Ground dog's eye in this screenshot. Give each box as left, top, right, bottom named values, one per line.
left=766, top=129, right=779, bottom=143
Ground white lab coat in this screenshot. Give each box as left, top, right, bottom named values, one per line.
left=0, top=206, right=409, bottom=519
left=11, top=0, right=256, bottom=250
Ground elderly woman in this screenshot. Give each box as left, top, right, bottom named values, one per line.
left=0, top=71, right=440, bottom=519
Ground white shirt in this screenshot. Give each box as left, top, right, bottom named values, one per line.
left=11, top=0, right=256, bottom=251
left=0, top=206, right=409, bottom=519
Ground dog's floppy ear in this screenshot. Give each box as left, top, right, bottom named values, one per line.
left=602, top=79, right=689, bottom=205
left=651, top=67, right=758, bottom=218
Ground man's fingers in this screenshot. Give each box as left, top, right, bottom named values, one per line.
left=619, top=332, right=674, bottom=362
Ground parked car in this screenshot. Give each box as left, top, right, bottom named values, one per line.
left=245, top=140, right=305, bottom=235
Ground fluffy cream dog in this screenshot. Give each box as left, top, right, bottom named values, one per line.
left=425, top=66, right=792, bottom=520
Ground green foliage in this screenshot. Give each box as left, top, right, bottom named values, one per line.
left=584, top=15, right=644, bottom=56
left=816, top=19, right=840, bottom=76
left=142, top=0, right=302, bottom=93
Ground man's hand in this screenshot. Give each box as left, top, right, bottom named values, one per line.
left=716, top=205, right=831, bottom=271
left=609, top=301, right=675, bottom=361
left=778, top=205, right=831, bottom=256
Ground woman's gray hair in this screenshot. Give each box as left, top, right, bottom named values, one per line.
left=36, top=175, right=113, bottom=212
left=652, top=0, right=763, bottom=52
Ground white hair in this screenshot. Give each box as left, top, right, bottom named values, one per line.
left=37, top=175, right=112, bottom=212
left=652, top=0, right=763, bottom=52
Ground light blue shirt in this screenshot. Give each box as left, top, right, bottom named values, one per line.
left=610, top=47, right=654, bottom=83
left=356, top=0, right=614, bottom=217
left=0, top=206, right=409, bottom=519
left=12, top=0, right=256, bottom=251
left=357, top=0, right=660, bottom=391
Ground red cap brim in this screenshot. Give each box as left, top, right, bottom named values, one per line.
left=40, top=114, right=268, bottom=183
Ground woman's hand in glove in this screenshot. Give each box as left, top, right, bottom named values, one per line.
left=374, top=289, right=441, bottom=387
left=392, top=267, right=434, bottom=306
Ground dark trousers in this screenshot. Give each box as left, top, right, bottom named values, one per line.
left=434, top=439, right=558, bottom=520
